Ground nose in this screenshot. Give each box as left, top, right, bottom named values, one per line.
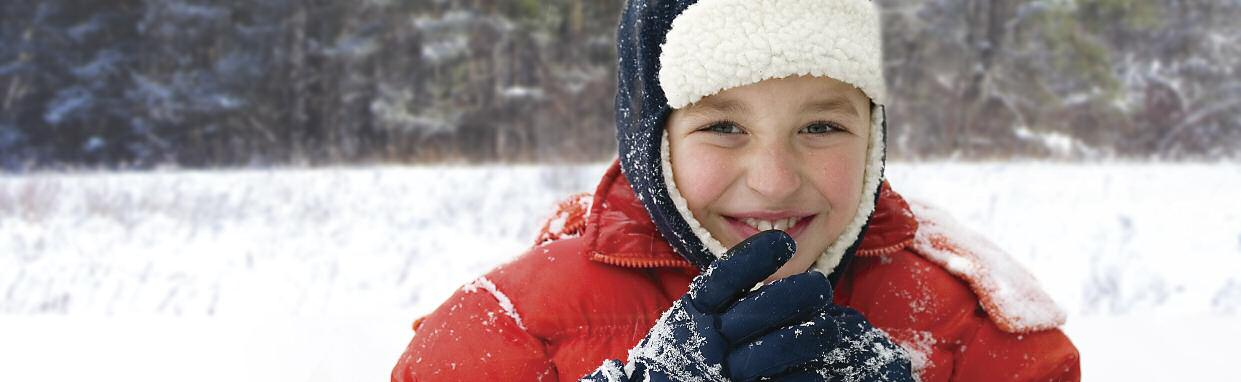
left=745, top=143, right=801, bottom=200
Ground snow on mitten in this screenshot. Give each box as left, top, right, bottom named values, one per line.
left=775, top=304, right=914, bottom=382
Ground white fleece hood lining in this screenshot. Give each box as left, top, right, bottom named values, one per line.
left=661, top=107, right=885, bottom=275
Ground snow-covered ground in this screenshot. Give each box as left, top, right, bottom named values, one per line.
left=1, top=161, right=1238, bottom=381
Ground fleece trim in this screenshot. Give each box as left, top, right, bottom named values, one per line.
left=661, top=105, right=886, bottom=275
left=659, top=0, right=887, bottom=108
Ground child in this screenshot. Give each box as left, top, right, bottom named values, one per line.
left=392, top=0, right=1080, bottom=380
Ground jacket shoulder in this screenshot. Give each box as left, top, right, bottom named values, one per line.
left=393, top=238, right=669, bottom=381
left=843, top=249, right=1079, bottom=381
left=393, top=255, right=557, bottom=381
left=905, top=199, right=1066, bottom=334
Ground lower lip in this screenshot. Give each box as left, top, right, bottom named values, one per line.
left=723, top=215, right=814, bottom=242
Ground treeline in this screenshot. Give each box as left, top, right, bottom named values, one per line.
left=881, top=0, right=1241, bottom=160
left=0, top=0, right=1237, bottom=170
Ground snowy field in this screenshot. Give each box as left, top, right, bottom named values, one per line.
left=1, top=161, right=1239, bottom=381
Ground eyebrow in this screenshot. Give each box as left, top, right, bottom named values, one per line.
left=800, top=98, right=860, bottom=118
left=685, top=97, right=750, bottom=115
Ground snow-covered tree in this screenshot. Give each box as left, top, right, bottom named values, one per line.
left=0, top=0, right=1236, bottom=169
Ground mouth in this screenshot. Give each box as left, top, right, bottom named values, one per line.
left=721, top=213, right=816, bottom=242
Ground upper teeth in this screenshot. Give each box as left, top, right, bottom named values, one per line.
left=743, top=217, right=798, bottom=231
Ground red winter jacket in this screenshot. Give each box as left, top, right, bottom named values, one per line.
left=392, top=161, right=1080, bottom=381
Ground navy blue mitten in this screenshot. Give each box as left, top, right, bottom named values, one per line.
left=713, top=249, right=914, bottom=381
left=582, top=230, right=914, bottom=382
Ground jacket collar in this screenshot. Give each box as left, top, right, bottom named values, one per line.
left=584, top=160, right=917, bottom=269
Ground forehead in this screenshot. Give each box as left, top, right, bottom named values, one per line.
left=677, top=75, right=869, bottom=117
left=687, top=96, right=861, bottom=119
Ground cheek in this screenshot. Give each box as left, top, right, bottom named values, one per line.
left=670, top=144, right=733, bottom=211
left=807, top=146, right=868, bottom=212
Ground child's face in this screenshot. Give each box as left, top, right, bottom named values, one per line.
left=666, top=75, right=872, bottom=282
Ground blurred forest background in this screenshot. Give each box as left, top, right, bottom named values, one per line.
left=0, top=0, right=1237, bottom=170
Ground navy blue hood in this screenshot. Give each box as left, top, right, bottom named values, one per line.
left=613, top=0, right=705, bottom=267
left=612, top=0, right=888, bottom=277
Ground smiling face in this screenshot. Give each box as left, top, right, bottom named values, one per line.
left=666, top=75, right=872, bottom=282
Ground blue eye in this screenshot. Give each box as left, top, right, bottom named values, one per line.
left=703, top=122, right=744, bottom=134
left=800, top=122, right=845, bottom=134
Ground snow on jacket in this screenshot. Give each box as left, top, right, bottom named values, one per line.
left=390, top=161, right=1081, bottom=381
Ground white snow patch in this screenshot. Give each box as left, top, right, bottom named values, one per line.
left=625, top=299, right=726, bottom=381
left=895, top=330, right=936, bottom=376
left=546, top=213, right=568, bottom=235
left=1014, top=126, right=1081, bottom=157
left=583, top=360, right=627, bottom=382
left=463, top=276, right=526, bottom=331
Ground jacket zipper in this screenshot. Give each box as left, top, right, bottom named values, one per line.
left=589, top=252, right=696, bottom=269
